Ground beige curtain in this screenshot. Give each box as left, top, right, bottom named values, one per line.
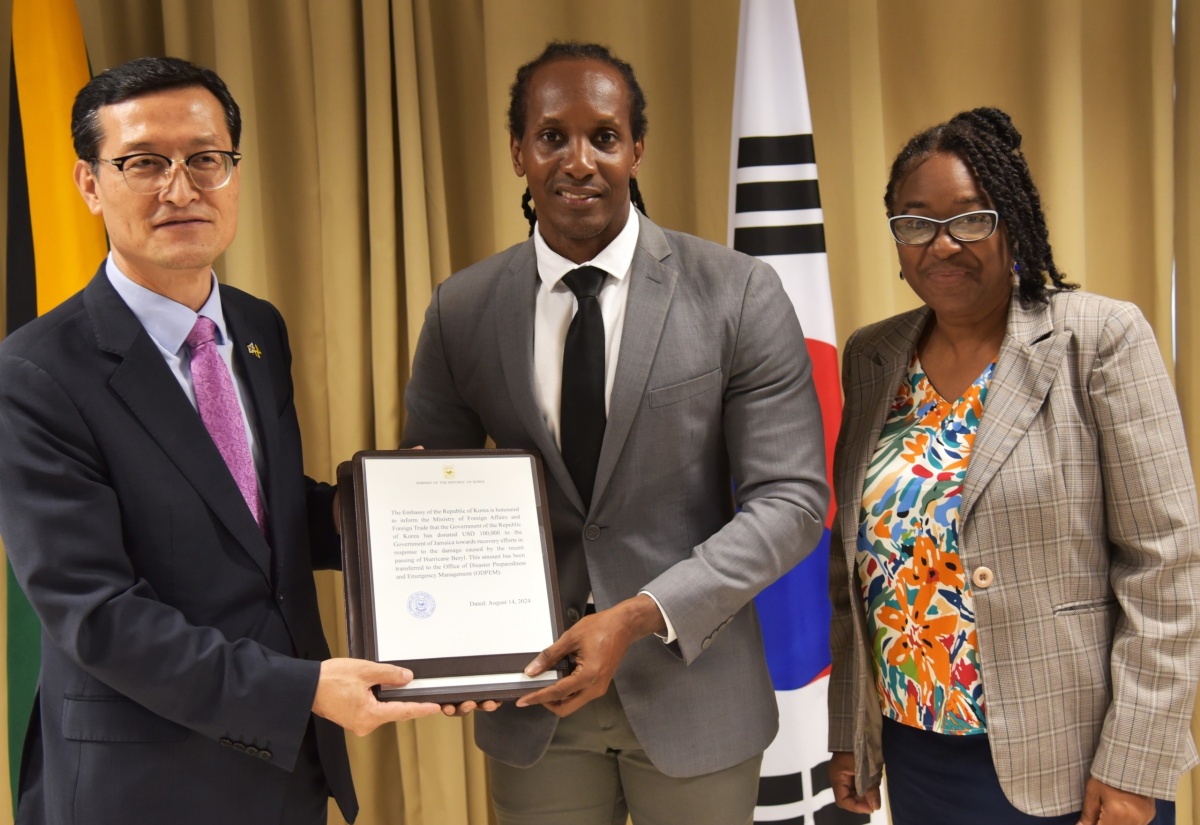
left=0, top=0, right=1195, bottom=821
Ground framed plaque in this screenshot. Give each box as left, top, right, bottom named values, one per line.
left=338, top=449, right=567, bottom=703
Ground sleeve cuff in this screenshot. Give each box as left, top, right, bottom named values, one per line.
left=638, top=590, right=677, bottom=644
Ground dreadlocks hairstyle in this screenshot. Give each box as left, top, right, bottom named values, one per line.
left=884, top=107, right=1075, bottom=306
left=508, top=41, right=649, bottom=237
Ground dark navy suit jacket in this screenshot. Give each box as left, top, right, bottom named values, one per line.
left=0, top=267, right=355, bottom=824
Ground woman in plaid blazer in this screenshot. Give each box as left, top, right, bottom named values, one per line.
left=827, top=108, right=1200, bottom=825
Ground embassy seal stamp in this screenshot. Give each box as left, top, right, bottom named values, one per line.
left=407, top=591, right=436, bottom=619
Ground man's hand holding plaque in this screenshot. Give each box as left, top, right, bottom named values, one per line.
left=312, top=659, right=441, bottom=734
left=516, top=594, right=667, bottom=717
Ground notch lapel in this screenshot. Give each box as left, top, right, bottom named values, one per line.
left=494, top=242, right=582, bottom=511
left=960, top=295, right=1067, bottom=523
left=841, top=310, right=928, bottom=564
left=85, top=274, right=273, bottom=580
left=223, top=296, right=283, bottom=550
left=590, top=216, right=677, bottom=509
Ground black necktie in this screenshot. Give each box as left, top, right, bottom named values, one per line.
left=560, top=265, right=608, bottom=508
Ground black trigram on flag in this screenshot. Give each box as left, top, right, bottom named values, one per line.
left=732, top=134, right=827, bottom=259
left=757, top=759, right=872, bottom=825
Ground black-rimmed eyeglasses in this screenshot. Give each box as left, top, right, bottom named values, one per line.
left=888, top=210, right=999, bottom=245
left=91, top=150, right=242, bottom=195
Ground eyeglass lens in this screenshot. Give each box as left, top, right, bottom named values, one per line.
left=121, top=152, right=234, bottom=193
left=890, top=211, right=997, bottom=244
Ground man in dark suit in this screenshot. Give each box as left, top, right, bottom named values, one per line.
left=0, top=56, right=442, bottom=825
left=402, top=42, right=829, bottom=824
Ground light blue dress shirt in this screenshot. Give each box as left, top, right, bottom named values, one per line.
left=105, top=255, right=267, bottom=505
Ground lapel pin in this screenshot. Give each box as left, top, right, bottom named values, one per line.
left=246, top=343, right=262, bottom=359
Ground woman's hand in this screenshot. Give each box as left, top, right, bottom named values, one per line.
left=1077, top=778, right=1155, bottom=825
left=829, top=751, right=881, bottom=813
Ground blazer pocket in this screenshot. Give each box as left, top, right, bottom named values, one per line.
left=62, top=695, right=189, bottom=743
left=649, top=368, right=722, bottom=408
left=1053, top=596, right=1117, bottom=616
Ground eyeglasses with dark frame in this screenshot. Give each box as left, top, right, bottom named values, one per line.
left=91, top=150, right=242, bottom=195
left=888, top=209, right=1000, bottom=245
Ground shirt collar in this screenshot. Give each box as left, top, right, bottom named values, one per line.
left=105, top=253, right=229, bottom=355
left=533, top=206, right=641, bottom=289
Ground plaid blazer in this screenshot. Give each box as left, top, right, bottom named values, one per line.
left=828, top=289, right=1200, bottom=816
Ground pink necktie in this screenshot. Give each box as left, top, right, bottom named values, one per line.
left=185, top=317, right=264, bottom=529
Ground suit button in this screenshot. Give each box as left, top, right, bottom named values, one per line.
left=233, top=742, right=246, bottom=752
left=277, top=591, right=285, bottom=603
left=219, top=738, right=233, bottom=748
left=584, top=525, right=601, bottom=541
left=246, top=746, right=260, bottom=757
left=258, top=749, right=273, bottom=760
left=972, top=566, right=995, bottom=588
left=566, top=607, right=580, bottom=624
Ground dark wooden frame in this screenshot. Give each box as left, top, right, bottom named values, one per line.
left=338, top=449, right=567, bottom=702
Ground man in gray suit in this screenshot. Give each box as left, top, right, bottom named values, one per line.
left=402, top=42, right=828, bottom=824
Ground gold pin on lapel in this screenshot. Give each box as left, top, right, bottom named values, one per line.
left=246, top=343, right=262, bottom=359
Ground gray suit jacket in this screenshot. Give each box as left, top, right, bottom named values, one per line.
left=829, top=290, right=1200, bottom=815
left=402, top=212, right=829, bottom=776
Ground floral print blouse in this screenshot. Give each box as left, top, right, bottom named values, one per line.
left=855, top=352, right=995, bottom=735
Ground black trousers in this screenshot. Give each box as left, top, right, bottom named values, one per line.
left=278, top=719, right=331, bottom=825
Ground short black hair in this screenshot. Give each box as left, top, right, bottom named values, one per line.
left=72, top=56, right=241, bottom=160
left=885, top=107, right=1075, bottom=306
left=507, top=41, right=647, bottom=142
left=509, top=42, right=649, bottom=235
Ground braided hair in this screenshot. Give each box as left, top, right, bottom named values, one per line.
left=885, top=107, right=1075, bottom=305
left=509, top=41, right=649, bottom=236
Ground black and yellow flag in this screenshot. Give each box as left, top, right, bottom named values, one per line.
left=5, top=0, right=107, bottom=810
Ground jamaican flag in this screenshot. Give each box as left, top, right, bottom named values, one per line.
left=5, top=0, right=106, bottom=812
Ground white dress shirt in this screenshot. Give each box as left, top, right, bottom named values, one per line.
left=532, top=211, right=637, bottom=447
left=530, top=210, right=677, bottom=642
